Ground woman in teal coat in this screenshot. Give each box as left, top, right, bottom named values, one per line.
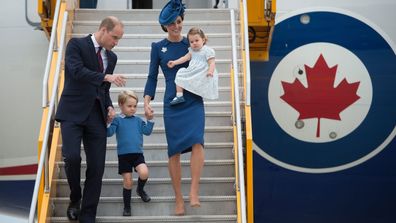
left=143, top=0, right=205, bottom=216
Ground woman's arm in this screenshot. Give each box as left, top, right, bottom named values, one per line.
left=144, top=42, right=161, bottom=99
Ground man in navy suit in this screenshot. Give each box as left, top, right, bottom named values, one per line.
left=55, top=16, right=126, bottom=222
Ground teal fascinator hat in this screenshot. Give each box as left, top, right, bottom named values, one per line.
left=159, top=0, right=185, bottom=25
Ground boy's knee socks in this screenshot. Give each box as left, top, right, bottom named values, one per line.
left=123, top=188, right=131, bottom=208
left=137, top=178, right=147, bottom=191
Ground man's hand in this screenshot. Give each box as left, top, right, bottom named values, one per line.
left=104, top=74, right=126, bottom=87
left=107, top=106, right=116, bottom=124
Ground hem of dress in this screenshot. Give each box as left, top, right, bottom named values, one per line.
left=168, top=141, right=204, bottom=157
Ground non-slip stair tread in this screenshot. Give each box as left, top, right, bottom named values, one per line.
left=56, top=159, right=235, bottom=165
left=55, top=176, right=236, bottom=183
left=67, top=143, right=234, bottom=152
left=112, top=100, right=232, bottom=106
left=106, top=142, right=234, bottom=147
left=95, top=126, right=234, bottom=132
left=109, top=86, right=231, bottom=90
left=50, top=214, right=237, bottom=222
left=74, top=32, right=234, bottom=37
left=123, top=111, right=232, bottom=116
left=113, top=45, right=233, bottom=50
left=74, top=20, right=234, bottom=25
left=116, top=58, right=232, bottom=63
left=116, top=72, right=233, bottom=77
left=52, top=195, right=237, bottom=202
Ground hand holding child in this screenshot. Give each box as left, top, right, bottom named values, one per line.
left=145, top=111, right=154, bottom=120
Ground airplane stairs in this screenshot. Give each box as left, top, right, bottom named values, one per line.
left=48, top=8, right=241, bottom=222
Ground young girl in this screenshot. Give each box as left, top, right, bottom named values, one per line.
left=107, top=90, right=154, bottom=216
left=167, top=27, right=219, bottom=105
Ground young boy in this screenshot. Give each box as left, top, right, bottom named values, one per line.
left=107, top=90, right=154, bottom=216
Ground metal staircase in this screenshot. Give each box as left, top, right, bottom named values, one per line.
left=49, top=8, right=240, bottom=222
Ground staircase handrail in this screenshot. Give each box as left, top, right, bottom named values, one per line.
left=264, top=0, right=272, bottom=21
left=241, top=0, right=252, bottom=105
left=28, top=11, right=68, bottom=223
left=230, top=8, right=247, bottom=223
left=41, top=0, right=62, bottom=107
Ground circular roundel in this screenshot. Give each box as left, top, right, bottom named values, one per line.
left=251, top=9, right=396, bottom=173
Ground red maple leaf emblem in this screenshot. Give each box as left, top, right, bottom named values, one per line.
left=280, top=54, right=360, bottom=138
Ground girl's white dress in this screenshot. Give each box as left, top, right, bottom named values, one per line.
left=174, top=45, right=219, bottom=100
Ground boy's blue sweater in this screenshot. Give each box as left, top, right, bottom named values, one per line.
left=107, top=114, right=154, bottom=155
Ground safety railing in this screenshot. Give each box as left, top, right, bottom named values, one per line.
left=241, top=0, right=252, bottom=106
left=42, top=0, right=62, bottom=107
left=241, top=0, right=276, bottom=222
left=28, top=3, right=68, bottom=223
left=264, top=0, right=276, bottom=22
left=230, top=8, right=247, bottom=223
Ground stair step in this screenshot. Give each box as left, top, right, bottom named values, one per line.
left=74, top=9, right=233, bottom=21
left=50, top=214, right=237, bottom=222
left=117, top=73, right=238, bottom=88
left=76, top=142, right=234, bottom=161
left=113, top=46, right=235, bottom=60
left=110, top=111, right=232, bottom=127
left=113, top=59, right=233, bottom=73
left=110, top=86, right=232, bottom=102
left=51, top=196, right=237, bottom=216
left=106, top=126, right=233, bottom=144
left=72, top=33, right=240, bottom=47
left=55, top=177, right=235, bottom=197
left=56, top=160, right=236, bottom=179
left=72, top=20, right=238, bottom=34
left=113, top=101, right=233, bottom=112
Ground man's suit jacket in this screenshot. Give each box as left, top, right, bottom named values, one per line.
left=55, top=35, right=117, bottom=125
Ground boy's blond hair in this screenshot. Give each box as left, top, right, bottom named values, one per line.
left=118, top=90, right=138, bottom=105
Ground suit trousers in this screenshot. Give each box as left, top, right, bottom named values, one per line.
left=60, top=100, right=106, bottom=222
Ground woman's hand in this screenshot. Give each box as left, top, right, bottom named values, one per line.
left=144, top=96, right=154, bottom=118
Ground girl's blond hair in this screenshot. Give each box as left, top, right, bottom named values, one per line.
left=187, top=27, right=208, bottom=44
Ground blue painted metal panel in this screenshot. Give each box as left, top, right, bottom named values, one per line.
left=251, top=10, right=396, bottom=222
